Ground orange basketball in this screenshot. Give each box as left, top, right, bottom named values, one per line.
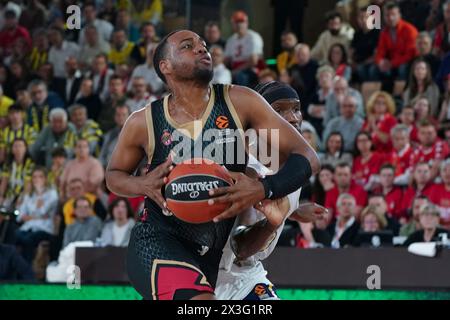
left=164, top=158, right=233, bottom=224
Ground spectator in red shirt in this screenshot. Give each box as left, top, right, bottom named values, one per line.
left=428, top=159, right=450, bottom=229
left=432, top=1, right=450, bottom=58
left=352, top=132, right=386, bottom=190
left=403, top=162, right=436, bottom=212
left=371, top=2, right=418, bottom=89
left=389, top=124, right=414, bottom=185
left=409, top=120, right=450, bottom=179
left=398, top=105, right=419, bottom=144
left=0, top=10, right=32, bottom=59
left=373, top=164, right=405, bottom=220
left=325, top=162, right=368, bottom=219
left=362, top=91, right=398, bottom=153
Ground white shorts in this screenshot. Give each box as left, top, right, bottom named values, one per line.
left=215, top=265, right=280, bottom=300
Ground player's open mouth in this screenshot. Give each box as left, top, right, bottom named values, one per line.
left=199, top=57, right=212, bottom=64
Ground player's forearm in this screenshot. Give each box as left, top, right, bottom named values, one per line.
left=105, top=169, right=146, bottom=198
left=230, top=219, right=279, bottom=260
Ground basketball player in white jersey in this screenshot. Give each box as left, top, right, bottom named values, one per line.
left=215, top=82, right=328, bottom=300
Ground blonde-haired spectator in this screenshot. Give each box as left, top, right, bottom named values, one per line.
left=307, top=65, right=335, bottom=128
left=362, top=91, right=398, bottom=153
left=360, top=205, right=388, bottom=233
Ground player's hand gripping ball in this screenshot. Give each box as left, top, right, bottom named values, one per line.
left=164, top=158, right=233, bottom=223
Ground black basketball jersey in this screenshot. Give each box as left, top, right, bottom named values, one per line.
left=141, top=84, right=247, bottom=250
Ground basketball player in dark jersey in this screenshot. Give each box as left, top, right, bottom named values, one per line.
left=105, top=30, right=320, bottom=300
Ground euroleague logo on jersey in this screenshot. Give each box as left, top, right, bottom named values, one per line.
left=161, top=130, right=172, bottom=146
left=215, top=115, right=229, bottom=129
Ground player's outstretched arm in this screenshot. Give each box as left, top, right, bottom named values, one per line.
left=210, top=85, right=320, bottom=222
left=288, top=203, right=329, bottom=223
left=230, top=197, right=290, bottom=260
left=105, top=109, right=172, bottom=209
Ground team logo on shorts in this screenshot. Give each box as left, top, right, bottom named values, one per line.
left=252, top=283, right=278, bottom=300
left=161, top=130, right=172, bottom=146
left=215, top=115, right=229, bottom=129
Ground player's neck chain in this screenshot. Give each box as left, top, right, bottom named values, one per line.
left=170, top=87, right=211, bottom=121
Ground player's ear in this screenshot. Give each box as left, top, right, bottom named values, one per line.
left=159, top=59, right=172, bottom=79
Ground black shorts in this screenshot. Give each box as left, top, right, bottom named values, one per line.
left=127, top=222, right=223, bottom=300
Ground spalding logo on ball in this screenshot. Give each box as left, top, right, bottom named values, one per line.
left=164, top=158, right=233, bottom=224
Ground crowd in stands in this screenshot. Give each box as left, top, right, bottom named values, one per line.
left=0, top=0, right=450, bottom=281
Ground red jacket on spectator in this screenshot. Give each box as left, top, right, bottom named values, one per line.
left=372, top=185, right=405, bottom=219
left=402, top=183, right=435, bottom=214
left=325, top=183, right=368, bottom=218
left=362, top=114, right=398, bottom=153
left=433, top=23, right=450, bottom=56
left=387, top=144, right=414, bottom=177
left=0, top=26, right=31, bottom=57
left=375, top=19, right=418, bottom=68
left=427, top=184, right=450, bottom=228
left=409, top=125, right=419, bottom=144
left=409, top=139, right=450, bottom=169
left=352, top=152, right=387, bottom=187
